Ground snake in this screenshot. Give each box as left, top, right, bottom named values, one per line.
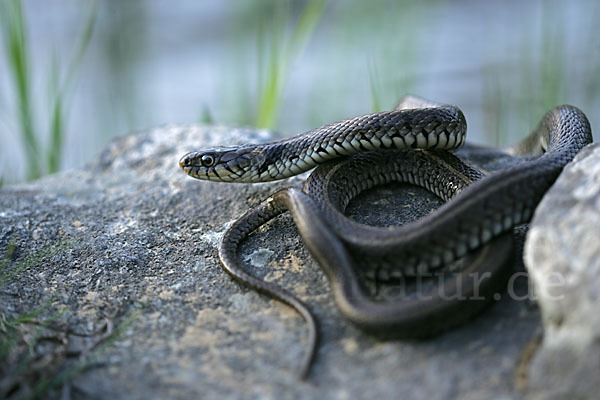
left=179, top=97, right=592, bottom=378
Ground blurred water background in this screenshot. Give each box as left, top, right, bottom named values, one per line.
left=1, top=0, right=598, bottom=184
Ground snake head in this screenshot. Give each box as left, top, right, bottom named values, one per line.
left=179, top=146, right=267, bottom=182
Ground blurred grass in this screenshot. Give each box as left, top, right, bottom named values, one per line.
left=482, top=67, right=510, bottom=147
left=0, top=1, right=598, bottom=184
left=360, top=1, right=436, bottom=113
left=0, top=0, right=40, bottom=180
left=255, top=0, right=327, bottom=129
left=0, top=303, right=141, bottom=399
left=517, top=2, right=566, bottom=131
left=579, top=4, right=600, bottom=107
left=0, top=239, right=67, bottom=398
left=100, top=1, right=147, bottom=137
left=0, top=0, right=96, bottom=182
left=48, top=4, right=97, bottom=174
left=0, top=238, right=74, bottom=289
left=0, top=302, right=48, bottom=361
left=482, top=2, right=600, bottom=146
left=199, top=104, right=214, bottom=124
left=0, top=238, right=142, bottom=398
left=368, top=60, right=382, bottom=112
left=26, top=307, right=141, bottom=399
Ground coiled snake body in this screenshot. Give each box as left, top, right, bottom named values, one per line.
left=179, top=97, right=592, bottom=378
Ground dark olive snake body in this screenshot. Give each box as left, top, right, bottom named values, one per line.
left=180, top=104, right=466, bottom=182
left=179, top=97, right=592, bottom=378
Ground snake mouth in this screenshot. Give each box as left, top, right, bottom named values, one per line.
left=179, top=152, right=200, bottom=169
left=178, top=153, right=204, bottom=179
left=178, top=159, right=188, bottom=171
left=180, top=164, right=194, bottom=175
left=179, top=152, right=238, bottom=181
left=180, top=164, right=198, bottom=178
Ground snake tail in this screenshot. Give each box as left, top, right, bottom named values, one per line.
left=218, top=191, right=318, bottom=379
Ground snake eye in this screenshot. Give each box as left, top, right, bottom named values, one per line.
left=201, top=154, right=215, bottom=167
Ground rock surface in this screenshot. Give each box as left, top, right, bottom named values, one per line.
left=0, top=125, right=554, bottom=399
left=524, top=143, right=600, bottom=400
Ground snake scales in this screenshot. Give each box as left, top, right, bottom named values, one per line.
left=179, top=96, right=592, bottom=378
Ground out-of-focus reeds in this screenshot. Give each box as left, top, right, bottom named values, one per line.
left=0, top=0, right=96, bottom=183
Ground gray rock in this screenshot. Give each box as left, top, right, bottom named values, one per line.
left=524, top=143, right=600, bottom=400
left=0, top=125, right=542, bottom=399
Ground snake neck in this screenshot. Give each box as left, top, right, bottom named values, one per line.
left=511, top=105, right=591, bottom=160
left=248, top=107, right=467, bottom=182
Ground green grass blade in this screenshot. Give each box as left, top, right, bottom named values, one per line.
left=48, top=96, right=64, bottom=174
left=368, top=60, right=381, bottom=112
left=47, top=3, right=97, bottom=174
left=199, top=104, right=214, bottom=124
left=287, top=0, right=327, bottom=56
left=539, top=2, right=565, bottom=113
left=0, top=240, right=17, bottom=271
left=0, top=238, right=74, bottom=289
left=0, top=0, right=41, bottom=180
left=255, top=0, right=327, bottom=129
left=31, top=307, right=142, bottom=398
left=63, top=3, right=97, bottom=93
left=255, top=1, right=286, bottom=129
